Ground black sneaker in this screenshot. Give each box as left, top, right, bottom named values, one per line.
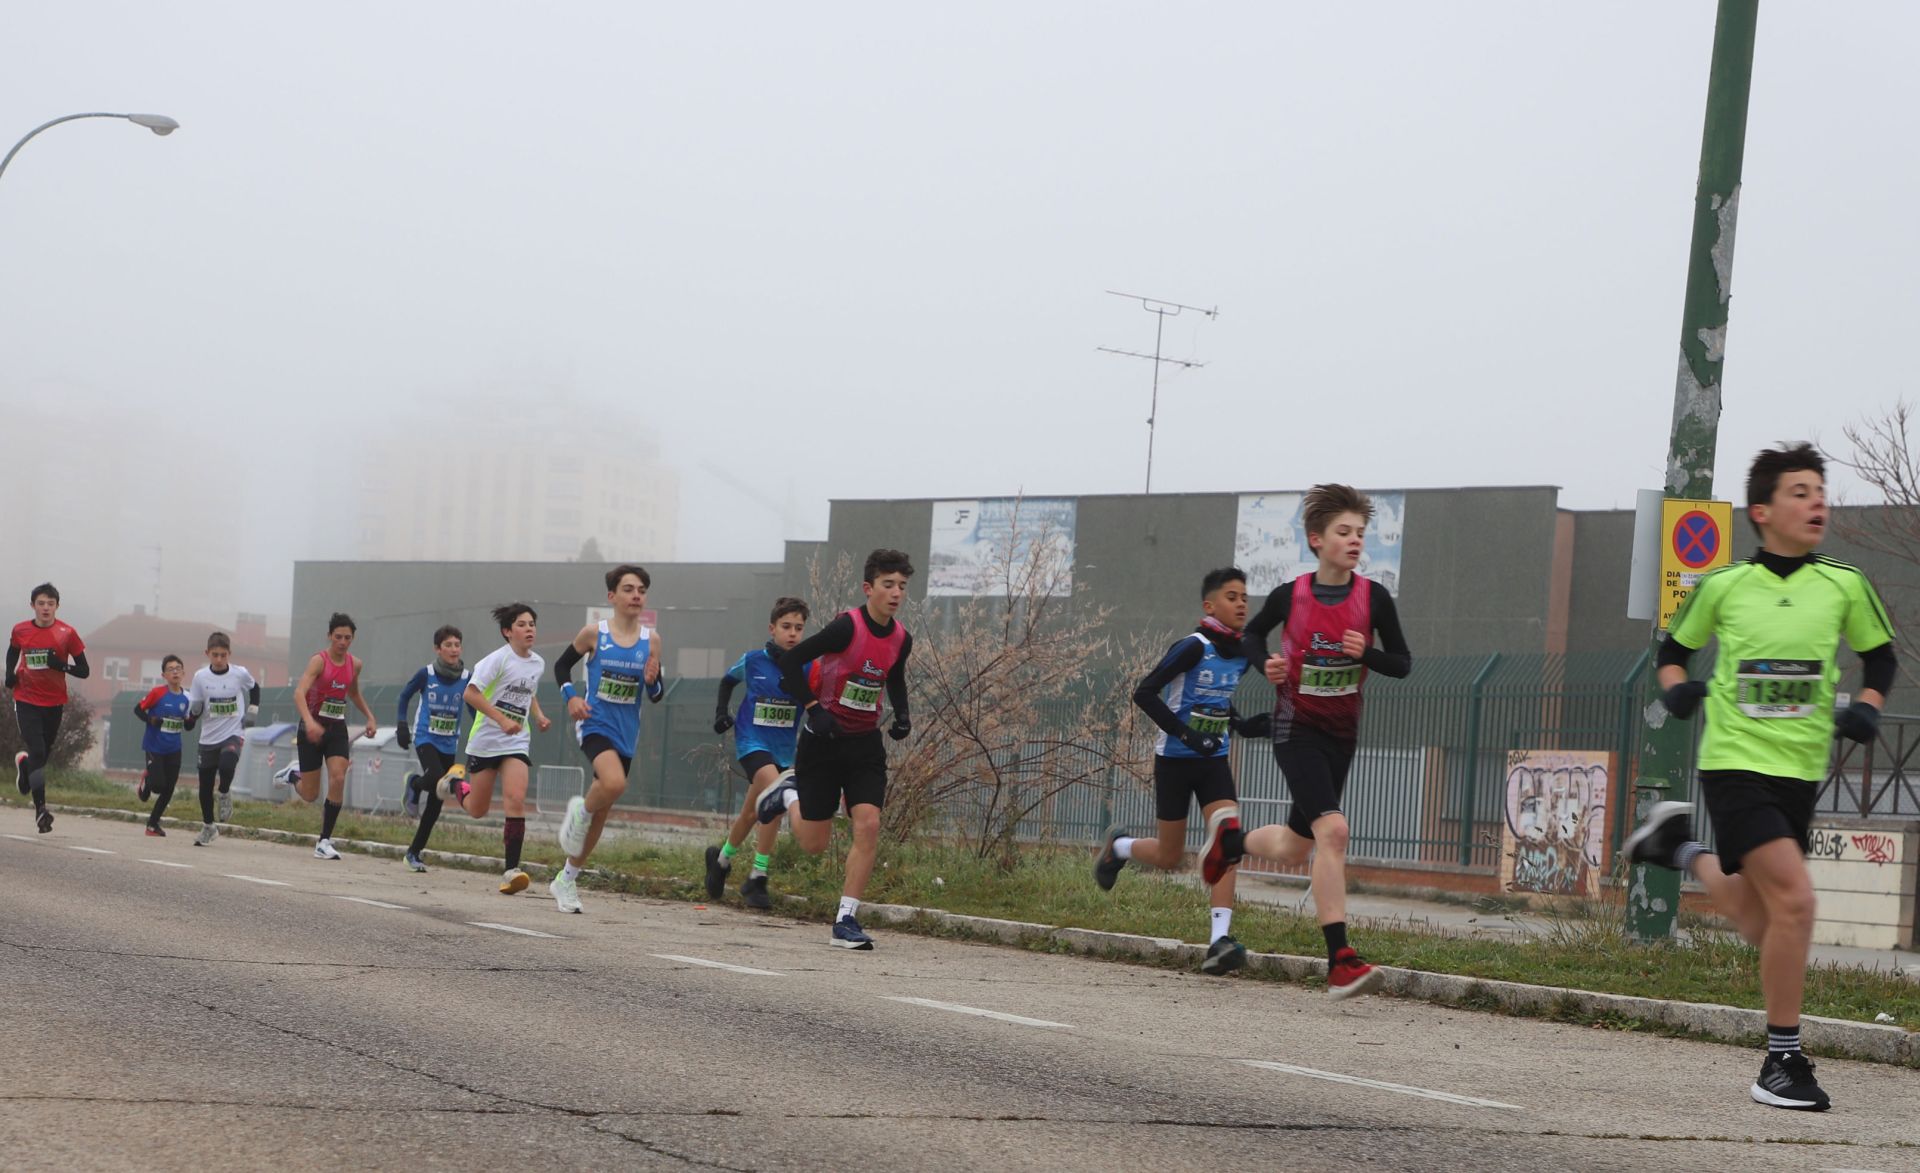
left=703, top=844, right=731, bottom=899
left=741, top=874, right=773, bottom=911
left=1623, top=801, right=1693, bottom=869
left=36, top=808, right=53, bottom=834
left=1751, top=1051, right=1831, bottom=1111
left=1093, top=825, right=1129, bottom=892
left=1201, top=936, right=1247, bottom=976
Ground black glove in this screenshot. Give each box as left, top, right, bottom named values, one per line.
left=3, top=674, right=15, bottom=692
left=41, top=654, right=65, bottom=674
left=713, top=713, right=735, bottom=735
left=395, top=724, right=412, bottom=751
left=1229, top=710, right=1272, bottom=739
left=805, top=705, right=841, bottom=738
left=1662, top=680, right=1708, bottom=720
left=888, top=715, right=911, bottom=741
left=1835, top=701, right=1881, bottom=744
left=1177, top=727, right=1223, bottom=756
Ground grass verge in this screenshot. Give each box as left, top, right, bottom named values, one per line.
left=19, top=769, right=1920, bottom=1034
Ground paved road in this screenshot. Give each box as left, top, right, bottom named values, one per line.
left=3, top=813, right=1916, bottom=1172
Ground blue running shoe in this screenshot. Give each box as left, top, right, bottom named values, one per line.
left=404, top=852, right=428, bottom=873
left=756, top=772, right=798, bottom=826
left=403, top=772, right=423, bottom=819
left=831, top=915, right=874, bottom=950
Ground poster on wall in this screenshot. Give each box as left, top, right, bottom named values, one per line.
left=1233, top=491, right=1405, bottom=597
left=1498, top=749, right=1612, bottom=898
left=927, top=498, right=1078, bottom=598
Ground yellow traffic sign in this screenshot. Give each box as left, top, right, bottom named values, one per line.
left=1660, top=498, right=1733, bottom=629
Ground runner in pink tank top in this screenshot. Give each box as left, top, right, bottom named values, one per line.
left=754, top=548, right=917, bottom=951
left=277, top=612, right=377, bottom=861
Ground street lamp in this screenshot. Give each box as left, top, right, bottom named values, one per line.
left=0, top=112, right=181, bottom=184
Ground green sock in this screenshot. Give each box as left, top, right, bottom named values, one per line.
left=751, top=852, right=770, bottom=878
left=719, top=841, right=738, bottom=860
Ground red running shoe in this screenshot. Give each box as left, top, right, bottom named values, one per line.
left=1199, top=807, right=1244, bottom=886
left=1327, top=946, right=1384, bottom=1000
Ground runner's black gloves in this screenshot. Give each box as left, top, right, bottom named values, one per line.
left=888, top=715, right=911, bottom=741
left=1662, top=680, right=1708, bottom=719
left=805, top=705, right=840, bottom=737
left=713, top=713, right=734, bottom=735
left=1835, top=701, right=1881, bottom=744
left=1229, top=709, right=1271, bottom=739
left=395, top=724, right=412, bottom=750
left=1177, top=728, right=1223, bottom=756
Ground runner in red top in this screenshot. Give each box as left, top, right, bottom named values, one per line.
left=6, top=583, right=90, bottom=833
left=271, top=612, right=377, bottom=860
left=755, top=548, right=915, bottom=951
left=1240, top=485, right=1413, bottom=1000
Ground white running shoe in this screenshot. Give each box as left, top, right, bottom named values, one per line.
left=194, top=823, right=218, bottom=847
left=216, top=792, right=233, bottom=822
left=433, top=765, right=469, bottom=802
left=272, top=764, right=300, bottom=787
left=557, top=795, right=590, bottom=857
left=314, top=838, right=342, bottom=860
left=550, top=870, right=583, bottom=914
left=499, top=868, right=531, bottom=896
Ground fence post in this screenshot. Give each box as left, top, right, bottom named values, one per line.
left=1612, top=648, right=1653, bottom=861
left=1458, top=653, right=1501, bottom=868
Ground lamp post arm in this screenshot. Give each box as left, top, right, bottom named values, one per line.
left=1, top=113, right=145, bottom=184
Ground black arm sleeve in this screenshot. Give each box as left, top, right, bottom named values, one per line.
left=66, top=651, right=90, bottom=680
left=1131, top=638, right=1206, bottom=739
left=3, top=644, right=16, bottom=686
left=715, top=675, right=740, bottom=719
left=248, top=683, right=262, bottom=706
left=1860, top=640, right=1898, bottom=697
left=1656, top=633, right=1699, bottom=672
left=781, top=614, right=856, bottom=705
left=1358, top=582, right=1412, bottom=678
left=553, top=643, right=586, bottom=689
left=1240, top=584, right=1292, bottom=677
left=886, top=632, right=913, bottom=719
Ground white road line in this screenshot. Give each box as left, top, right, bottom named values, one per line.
left=1239, top=1060, right=1524, bottom=1110
left=139, top=859, right=193, bottom=868
left=467, top=922, right=558, bottom=938
left=883, top=996, right=1073, bottom=1030
left=224, top=874, right=292, bottom=887
left=335, top=895, right=409, bottom=910
left=652, top=953, right=783, bottom=977
left=67, top=845, right=115, bottom=854
left=2, top=833, right=38, bottom=842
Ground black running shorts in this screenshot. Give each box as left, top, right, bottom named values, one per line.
left=1699, top=770, right=1817, bottom=874
left=1274, top=727, right=1357, bottom=838
left=738, top=749, right=781, bottom=781
left=1152, top=754, right=1238, bottom=822
left=579, top=734, right=633, bottom=778
left=197, top=735, right=244, bottom=775
left=467, top=752, right=531, bottom=776
left=296, top=720, right=351, bottom=772
left=793, top=728, right=887, bottom=821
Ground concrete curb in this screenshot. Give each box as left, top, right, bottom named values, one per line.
left=36, top=803, right=1919, bottom=1068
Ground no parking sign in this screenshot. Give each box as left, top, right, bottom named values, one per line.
left=1660, top=498, right=1733, bottom=629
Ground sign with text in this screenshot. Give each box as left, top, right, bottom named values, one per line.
left=1659, top=498, right=1732, bottom=629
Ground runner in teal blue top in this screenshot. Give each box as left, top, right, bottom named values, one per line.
left=704, top=597, right=809, bottom=910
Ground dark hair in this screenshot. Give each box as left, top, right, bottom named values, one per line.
left=1746, top=442, right=1826, bottom=536
left=863, top=548, right=915, bottom=584
left=606, top=564, right=651, bottom=591
left=492, top=602, right=536, bottom=633
left=1201, top=567, right=1247, bottom=599
left=1302, top=483, right=1374, bottom=549
left=29, top=583, right=59, bottom=604
left=770, top=596, right=810, bottom=625
left=162, top=654, right=184, bottom=672
left=432, top=624, right=463, bottom=646
left=206, top=632, right=231, bottom=652
left=327, top=612, right=356, bottom=634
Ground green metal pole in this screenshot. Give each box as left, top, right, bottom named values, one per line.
left=1627, top=0, right=1759, bottom=942
left=1459, top=654, right=1501, bottom=868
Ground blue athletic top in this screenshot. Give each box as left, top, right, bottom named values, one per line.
left=139, top=688, right=193, bottom=755
left=1152, top=633, right=1244, bottom=759
left=398, top=663, right=471, bottom=754
left=577, top=621, right=661, bottom=757
left=728, top=645, right=803, bottom=767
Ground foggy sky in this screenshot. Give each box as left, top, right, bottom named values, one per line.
left=5, top=2, right=1918, bottom=632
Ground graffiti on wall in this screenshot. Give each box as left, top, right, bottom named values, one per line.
left=1499, top=749, right=1612, bottom=898
left=1808, top=827, right=1904, bottom=866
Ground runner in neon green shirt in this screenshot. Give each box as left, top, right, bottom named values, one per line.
left=1625, top=443, right=1895, bottom=1113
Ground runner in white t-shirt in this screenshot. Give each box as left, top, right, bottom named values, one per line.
left=436, top=603, right=550, bottom=894
left=186, top=632, right=259, bottom=846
